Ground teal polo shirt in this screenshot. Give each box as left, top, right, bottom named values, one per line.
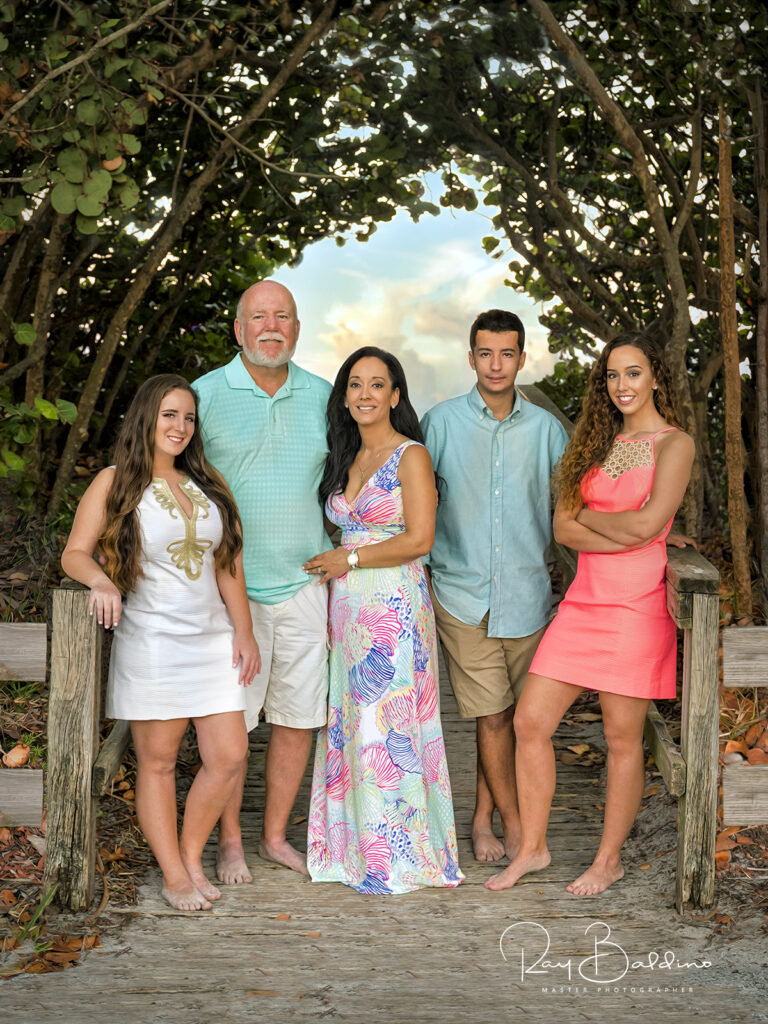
left=192, top=356, right=331, bottom=604
left=422, top=386, right=568, bottom=639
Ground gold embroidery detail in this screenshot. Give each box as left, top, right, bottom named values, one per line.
left=152, top=478, right=212, bottom=581
left=601, top=438, right=654, bottom=480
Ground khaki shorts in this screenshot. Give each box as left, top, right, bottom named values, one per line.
left=245, top=582, right=329, bottom=731
left=432, top=591, right=546, bottom=719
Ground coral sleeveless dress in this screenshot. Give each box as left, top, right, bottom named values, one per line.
left=530, top=428, right=678, bottom=700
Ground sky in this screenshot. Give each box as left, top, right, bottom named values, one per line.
left=271, top=177, right=557, bottom=417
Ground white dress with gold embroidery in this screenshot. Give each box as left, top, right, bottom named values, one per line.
left=106, top=477, right=247, bottom=721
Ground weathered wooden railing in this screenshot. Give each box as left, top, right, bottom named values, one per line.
left=44, top=583, right=130, bottom=911
left=521, top=383, right=720, bottom=912
left=0, top=623, right=46, bottom=828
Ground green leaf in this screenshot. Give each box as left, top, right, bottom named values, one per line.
left=57, top=147, right=87, bottom=183
left=76, top=193, right=105, bottom=217
left=83, top=169, right=112, bottom=199
left=482, top=235, right=500, bottom=254
left=55, top=399, right=77, bottom=423
left=76, top=98, right=100, bottom=126
left=0, top=213, right=15, bottom=231
left=12, top=323, right=36, bottom=347
left=119, top=134, right=141, bottom=155
left=51, top=180, right=79, bottom=214
left=75, top=213, right=100, bottom=235
left=0, top=32, right=8, bottom=52
left=34, top=397, right=59, bottom=420
left=22, top=176, right=48, bottom=196
left=13, top=424, right=35, bottom=445
left=1, top=449, right=25, bottom=471
left=118, top=181, right=140, bottom=209
left=2, top=195, right=27, bottom=216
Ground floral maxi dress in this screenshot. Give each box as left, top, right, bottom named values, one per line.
left=307, top=441, right=463, bottom=894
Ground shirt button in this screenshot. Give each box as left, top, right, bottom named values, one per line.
left=495, top=489, right=499, bottom=495
left=493, top=575, right=497, bottom=582
left=496, top=460, right=499, bottom=466
left=495, top=547, right=499, bottom=553
left=494, top=518, right=499, bottom=524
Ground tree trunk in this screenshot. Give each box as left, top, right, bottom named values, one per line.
left=747, top=80, right=768, bottom=599
left=719, top=101, right=752, bottom=615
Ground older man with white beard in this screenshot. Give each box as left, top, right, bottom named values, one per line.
left=193, top=279, right=331, bottom=881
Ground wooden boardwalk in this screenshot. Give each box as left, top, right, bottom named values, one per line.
left=4, top=666, right=766, bottom=1022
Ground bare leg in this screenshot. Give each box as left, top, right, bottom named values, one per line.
left=131, top=719, right=212, bottom=911
left=179, top=711, right=249, bottom=900
left=486, top=675, right=581, bottom=890
left=216, top=753, right=252, bottom=884
left=567, top=692, right=649, bottom=896
left=259, top=724, right=313, bottom=875
left=476, top=706, right=521, bottom=859
left=472, top=757, right=505, bottom=862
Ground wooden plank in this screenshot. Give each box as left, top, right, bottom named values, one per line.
left=44, top=587, right=102, bottom=911
left=665, top=579, right=692, bottom=629
left=722, top=626, right=768, bottom=687
left=643, top=702, right=686, bottom=797
left=722, top=763, right=768, bottom=825
left=0, top=768, right=43, bottom=826
left=0, top=622, right=46, bottom=681
left=665, top=545, right=719, bottom=594
left=676, top=592, right=719, bottom=910
left=92, top=720, right=132, bottom=796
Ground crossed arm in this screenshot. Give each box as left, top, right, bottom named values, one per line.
left=554, top=431, right=696, bottom=553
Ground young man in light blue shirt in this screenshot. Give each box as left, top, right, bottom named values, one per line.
left=422, top=310, right=568, bottom=865
left=193, top=280, right=331, bottom=884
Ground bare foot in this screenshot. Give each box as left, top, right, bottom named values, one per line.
left=181, top=858, right=222, bottom=901
left=567, top=860, right=624, bottom=896
left=216, top=839, right=252, bottom=885
left=259, top=838, right=309, bottom=876
left=161, top=884, right=212, bottom=912
left=472, top=825, right=505, bottom=862
left=503, top=823, right=522, bottom=861
left=485, top=850, right=551, bottom=891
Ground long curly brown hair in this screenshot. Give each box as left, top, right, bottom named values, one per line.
left=554, top=333, right=682, bottom=510
left=99, top=375, right=242, bottom=594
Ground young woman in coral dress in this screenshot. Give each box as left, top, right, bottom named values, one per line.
left=486, top=333, right=695, bottom=896
left=302, top=347, right=463, bottom=894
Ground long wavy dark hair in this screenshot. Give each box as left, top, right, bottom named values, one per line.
left=100, top=374, right=242, bottom=594
left=319, top=347, right=425, bottom=505
left=554, top=332, right=682, bottom=510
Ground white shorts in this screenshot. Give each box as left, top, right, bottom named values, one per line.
left=245, top=582, right=329, bottom=731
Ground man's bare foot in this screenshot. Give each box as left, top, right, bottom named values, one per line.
left=216, top=839, right=252, bottom=885
left=259, top=838, right=309, bottom=876
left=485, top=850, right=551, bottom=891
left=567, top=860, right=624, bottom=896
left=181, top=858, right=221, bottom=901
left=472, top=825, right=505, bottom=862
left=161, top=884, right=212, bottom=912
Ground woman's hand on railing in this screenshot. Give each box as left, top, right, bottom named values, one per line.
left=88, top=579, right=122, bottom=629
left=666, top=532, right=698, bottom=550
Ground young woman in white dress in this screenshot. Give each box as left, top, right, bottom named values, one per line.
left=62, top=374, right=260, bottom=911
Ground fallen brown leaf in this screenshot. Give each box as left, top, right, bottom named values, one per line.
left=715, top=850, right=731, bottom=869
left=725, top=738, right=749, bottom=757
left=567, top=743, right=591, bottom=756
left=643, top=784, right=662, bottom=797
left=639, top=864, right=650, bottom=870
left=715, top=834, right=737, bottom=852
left=0, top=828, right=11, bottom=844
left=747, top=748, right=768, bottom=765
left=735, top=835, right=755, bottom=845
left=2, top=743, right=30, bottom=768
left=273, top=913, right=291, bottom=920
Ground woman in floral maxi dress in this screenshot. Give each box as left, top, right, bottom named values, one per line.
left=303, top=347, right=463, bottom=894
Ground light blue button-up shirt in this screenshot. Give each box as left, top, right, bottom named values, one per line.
left=422, top=386, right=568, bottom=638
left=193, top=356, right=331, bottom=605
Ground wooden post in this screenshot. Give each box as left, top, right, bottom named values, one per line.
left=44, top=588, right=102, bottom=911
left=676, top=588, right=720, bottom=909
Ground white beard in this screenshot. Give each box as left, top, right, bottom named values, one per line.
left=241, top=340, right=297, bottom=368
